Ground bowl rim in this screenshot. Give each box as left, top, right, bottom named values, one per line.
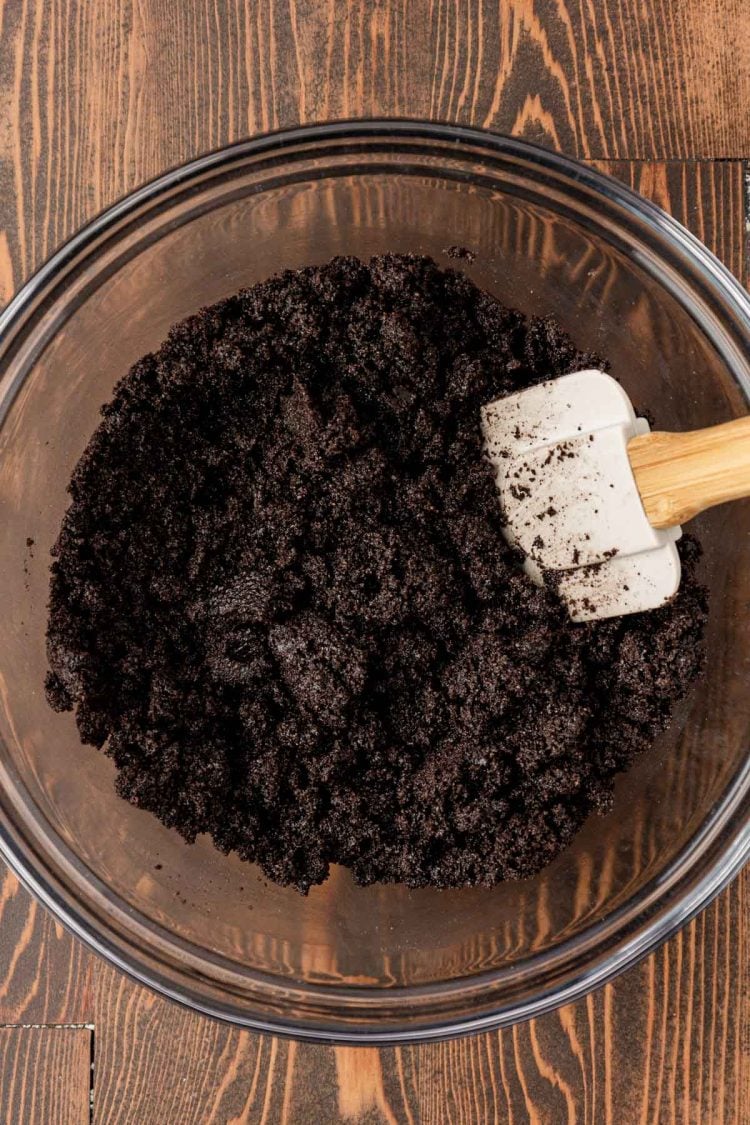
left=0, top=118, right=748, bottom=1044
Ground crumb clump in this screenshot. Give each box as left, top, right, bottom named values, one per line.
left=446, top=245, right=477, bottom=262
left=45, top=254, right=708, bottom=893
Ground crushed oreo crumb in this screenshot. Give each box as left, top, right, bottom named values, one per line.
left=44, top=254, right=708, bottom=893
left=445, top=245, right=476, bottom=262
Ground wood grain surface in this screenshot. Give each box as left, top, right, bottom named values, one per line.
left=0, top=0, right=749, bottom=297
left=0, top=1027, right=92, bottom=1125
left=0, top=1, right=747, bottom=1122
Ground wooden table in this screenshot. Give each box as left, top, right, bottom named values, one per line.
left=0, top=2, right=747, bottom=1121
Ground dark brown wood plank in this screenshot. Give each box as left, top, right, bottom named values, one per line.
left=90, top=967, right=340, bottom=1125
left=0, top=0, right=748, bottom=301
left=0, top=869, right=94, bottom=1025
left=85, top=873, right=747, bottom=1124
left=393, top=876, right=747, bottom=1124
left=0, top=877, right=740, bottom=1125
left=595, top=160, right=748, bottom=286
left=0, top=1027, right=91, bottom=1125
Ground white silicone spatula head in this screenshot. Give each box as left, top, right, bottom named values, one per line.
left=482, top=367, right=750, bottom=621
left=481, top=370, right=681, bottom=621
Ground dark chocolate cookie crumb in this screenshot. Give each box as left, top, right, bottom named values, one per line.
left=446, top=245, right=477, bottom=262
left=45, top=254, right=707, bottom=893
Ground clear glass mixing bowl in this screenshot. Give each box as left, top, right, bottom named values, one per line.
left=0, top=122, right=748, bottom=1044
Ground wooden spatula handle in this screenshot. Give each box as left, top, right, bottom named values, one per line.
left=628, top=416, right=750, bottom=528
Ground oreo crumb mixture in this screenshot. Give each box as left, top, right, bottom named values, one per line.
left=446, top=245, right=477, bottom=263
left=45, top=254, right=707, bottom=893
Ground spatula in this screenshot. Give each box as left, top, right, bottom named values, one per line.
left=480, top=369, right=750, bottom=621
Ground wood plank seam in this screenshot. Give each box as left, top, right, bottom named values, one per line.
left=88, top=1024, right=95, bottom=1125
left=0, top=1023, right=95, bottom=1029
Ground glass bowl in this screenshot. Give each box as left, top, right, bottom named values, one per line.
left=0, top=122, right=748, bottom=1044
